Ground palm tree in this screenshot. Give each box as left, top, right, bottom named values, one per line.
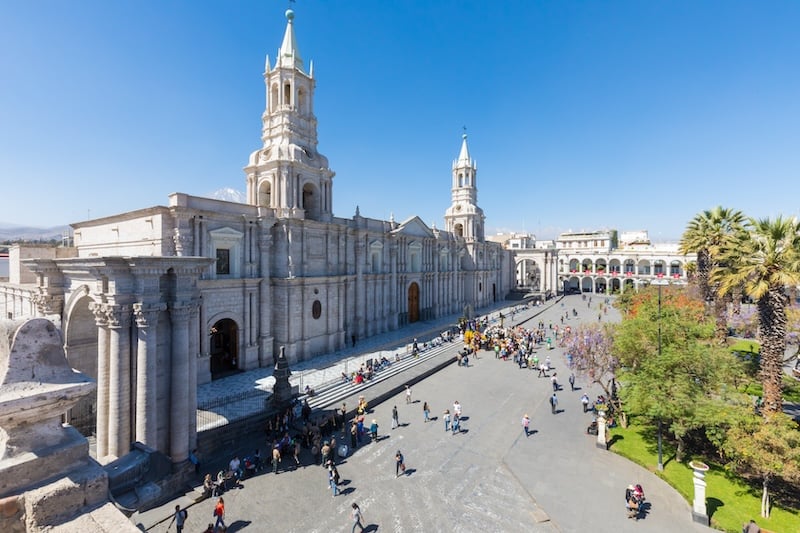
left=714, top=216, right=800, bottom=415
left=679, top=206, right=747, bottom=343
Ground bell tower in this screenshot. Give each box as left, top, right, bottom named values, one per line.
left=245, top=9, right=334, bottom=221
left=444, top=133, right=485, bottom=242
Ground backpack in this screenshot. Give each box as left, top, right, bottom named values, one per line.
left=182, top=509, right=188, bottom=520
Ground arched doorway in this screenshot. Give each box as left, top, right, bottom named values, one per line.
left=210, top=319, right=239, bottom=379
left=63, top=294, right=98, bottom=438
left=408, top=282, right=420, bottom=323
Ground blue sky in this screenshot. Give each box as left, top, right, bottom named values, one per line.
left=2, top=1, right=799, bottom=241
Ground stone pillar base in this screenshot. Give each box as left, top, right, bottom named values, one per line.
left=0, top=426, right=90, bottom=498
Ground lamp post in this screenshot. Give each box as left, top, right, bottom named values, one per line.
left=653, top=276, right=669, bottom=471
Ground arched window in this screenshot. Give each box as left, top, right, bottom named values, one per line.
left=454, top=223, right=464, bottom=237
left=302, top=182, right=320, bottom=220
left=298, top=87, right=306, bottom=114
left=258, top=181, right=272, bottom=208
left=270, top=84, right=279, bottom=112
left=283, top=82, right=291, bottom=107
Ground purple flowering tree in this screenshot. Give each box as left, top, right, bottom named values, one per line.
left=563, top=322, right=623, bottom=420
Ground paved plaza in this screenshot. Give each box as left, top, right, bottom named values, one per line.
left=140, top=295, right=710, bottom=533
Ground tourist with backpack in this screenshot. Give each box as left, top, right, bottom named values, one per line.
left=167, top=504, right=187, bottom=532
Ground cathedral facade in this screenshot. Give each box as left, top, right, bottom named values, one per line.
left=3, top=9, right=510, bottom=464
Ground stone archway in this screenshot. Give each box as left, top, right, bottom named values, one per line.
left=210, top=318, right=239, bottom=379
left=408, top=282, right=420, bottom=323
left=63, top=294, right=98, bottom=438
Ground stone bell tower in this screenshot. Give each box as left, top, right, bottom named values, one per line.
left=245, top=9, right=335, bottom=222
left=444, top=133, right=485, bottom=242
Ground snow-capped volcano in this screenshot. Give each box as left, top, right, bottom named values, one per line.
left=208, top=188, right=247, bottom=203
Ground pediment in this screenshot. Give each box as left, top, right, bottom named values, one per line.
left=393, top=216, right=434, bottom=238
left=209, top=227, right=244, bottom=242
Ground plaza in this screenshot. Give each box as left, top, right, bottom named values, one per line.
left=139, top=295, right=709, bottom=533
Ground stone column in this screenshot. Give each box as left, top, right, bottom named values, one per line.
left=107, top=304, right=132, bottom=458
left=133, top=303, right=164, bottom=447
left=596, top=410, right=608, bottom=450
left=389, top=242, right=398, bottom=329
left=169, top=303, right=191, bottom=462
left=690, top=461, right=710, bottom=525
left=90, top=302, right=110, bottom=459
left=188, top=302, right=200, bottom=451
left=258, top=229, right=274, bottom=366
left=354, top=238, right=365, bottom=338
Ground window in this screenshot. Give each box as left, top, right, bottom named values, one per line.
left=312, top=300, right=322, bottom=319
left=216, top=249, right=230, bottom=275
left=408, top=242, right=422, bottom=272
left=209, top=227, right=244, bottom=279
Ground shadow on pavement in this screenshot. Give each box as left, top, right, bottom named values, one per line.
left=226, top=519, right=252, bottom=532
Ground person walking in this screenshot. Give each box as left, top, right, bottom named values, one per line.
left=328, top=463, right=339, bottom=497
left=272, top=445, right=281, bottom=474
left=350, top=421, right=358, bottom=449
left=213, top=497, right=226, bottom=532
left=443, top=409, right=451, bottom=432
left=551, top=372, right=559, bottom=391
left=321, top=441, right=331, bottom=466
left=167, top=504, right=188, bottom=533
left=522, top=414, right=531, bottom=437
left=423, top=401, right=430, bottom=423
left=351, top=503, right=365, bottom=533
left=391, top=405, right=399, bottom=429
left=568, top=372, right=576, bottom=391
left=581, top=393, right=590, bottom=413
left=550, top=393, right=558, bottom=414
left=369, top=419, right=379, bottom=441
left=405, top=384, right=412, bottom=404
left=395, top=450, right=405, bottom=477
left=451, top=413, right=460, bottom=434
left=453, top=400, right=462, bottom=417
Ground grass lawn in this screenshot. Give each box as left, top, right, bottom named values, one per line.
left=608, top=423, right=800, bottom=532
left=739, top=376, right=800, bottom=404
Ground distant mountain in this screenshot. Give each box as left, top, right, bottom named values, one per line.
left=0, top=223, right=71, bottom=242
left=208, top=188, right=247, bottom=203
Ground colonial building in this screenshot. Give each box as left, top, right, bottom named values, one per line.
left=506, top=229, right=690, bottom=294
left=0, top=9, right=510, bottom=465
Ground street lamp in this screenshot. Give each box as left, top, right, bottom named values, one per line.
left=652, top=276, right=669, bottom=471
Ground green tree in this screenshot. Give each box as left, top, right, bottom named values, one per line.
left=613, top=286, right=745, bottom=461
left=724, top=413, right=800, bottom=518
left=715, top=216, right=800, bottom=415
left=679, top=206, right=747, bottom=343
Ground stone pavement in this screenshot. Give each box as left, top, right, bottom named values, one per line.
left=137, top=295, right=712, bottom=533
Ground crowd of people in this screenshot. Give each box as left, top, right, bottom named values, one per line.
left=183, top=296, right=664, bottom=530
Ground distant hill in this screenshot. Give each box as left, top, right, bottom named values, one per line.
left=0, top=223, right=70, bottom=242
left=0, top=188, right=244, bottom=242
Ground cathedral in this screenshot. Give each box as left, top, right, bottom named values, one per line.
left=4, top=9, right=510, bottom=464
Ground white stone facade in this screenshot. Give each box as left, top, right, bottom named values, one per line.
left=505, top=229, right=690, bottom=294
left=0, top=9, right=511, bottom=465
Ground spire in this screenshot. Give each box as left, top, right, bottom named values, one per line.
left=278, top=9, right=303, bottom=70
left=457, top=133, right=471, bottom=166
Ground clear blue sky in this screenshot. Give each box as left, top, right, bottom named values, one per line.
left=2, top=1, right=799, bottom=241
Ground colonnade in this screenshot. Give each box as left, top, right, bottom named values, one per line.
left=89, top=299, right=199, bottom=462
